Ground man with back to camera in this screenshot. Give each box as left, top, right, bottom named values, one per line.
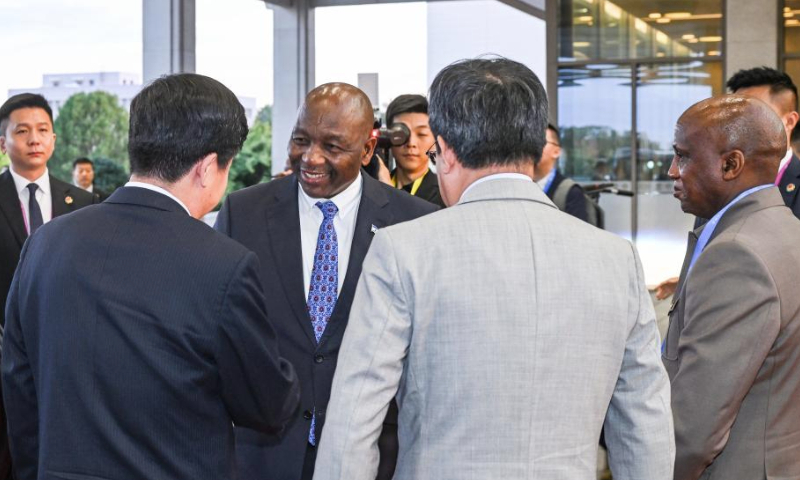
left=72, top=157, right=108, bottom=200
left=314, top=57, right=674, bottom=480
left=533, top=123, right=588, bottom=222
left=215, top=83, right=438, bottom=480
left=662, top=95, right=800, bottom=480
left=0, top=93, right=97, bottom=480
left=1, top=73, right=300, bottom=480
left=656, top=66, right=800, bottom=300
left=385, top=94, right=445, bottom=207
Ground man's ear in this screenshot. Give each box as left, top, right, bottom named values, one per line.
left=721, top=150, right=745, bottom=180
left=197, top=153, right=219, bottom=187
left=437, top=136, right=457, bottom=174
left=362, top=137, right=378, bottom=165
left=0, top=135, right=6, bottom=154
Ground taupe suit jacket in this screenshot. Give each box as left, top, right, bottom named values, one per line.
left=314, top=177, right=674, bottom=480
left=662, top=187, right=800, bottom=480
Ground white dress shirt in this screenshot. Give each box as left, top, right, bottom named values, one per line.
left=9, top=166, right=52, bottom=234
left=779, top=149, right=793, bottom=173
left=298, top=173, right=363, bottom=299
left=125, top=181, right=191, bottom=215
left=460, top=172, right=533, bottom=202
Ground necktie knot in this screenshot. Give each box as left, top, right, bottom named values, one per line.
left=316, top=200, right=338, bottom=220
left=27, top=183, right=38, bottom=196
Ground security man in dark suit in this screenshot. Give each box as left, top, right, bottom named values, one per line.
left=533, top=123, right=589, bottom=222
left=0, top=93, right=97, bottom=480
left=215, top=83, right=437, bottom=480
left=1, top=74, right=300, bottom=480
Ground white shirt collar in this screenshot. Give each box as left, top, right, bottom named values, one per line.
left=460, top=172, right=533, bottom=201
left=780, top=149, right=793, bottom=171
left=9, top=165, right=50, bottom=196
left=297, top=172, right=363, bottom=220
left=125, top=181, right=191, bottom=215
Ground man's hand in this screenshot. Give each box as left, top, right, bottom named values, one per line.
left=655, top=277, right=679, bottom=300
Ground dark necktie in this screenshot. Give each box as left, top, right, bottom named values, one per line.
left=306, top=200, right=339, bottom=446
left=27, top=183, right=44, bottom=235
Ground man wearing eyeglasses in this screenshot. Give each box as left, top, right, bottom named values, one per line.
left=533, top=123, right=588, bottom=222
left=314, top=57, right=673, bottom=480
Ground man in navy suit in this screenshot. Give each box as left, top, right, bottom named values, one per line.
left=215, top=83, right=437, bottom=480
left=2, top=73, right=300, bottom=480
left=0, top=92, right=97, bottom=480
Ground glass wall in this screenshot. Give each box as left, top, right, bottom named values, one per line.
left=558, top=0, right=724, bottom=284
left=783, top=0, right=800, bottom=82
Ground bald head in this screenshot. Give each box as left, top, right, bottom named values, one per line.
left=303, top=82, right=374, bottom=137
left=670, top=95, right=785, bottom=218
left=288, top=82, right=378, bottom=199
left=680, top=95, right=785, bottom=176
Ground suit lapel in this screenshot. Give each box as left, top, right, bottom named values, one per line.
left=319, top=174, right=392, bottom=347
left=50, top=176, right=71, bottom=217
left=779, top=154, right=800, bottom=208
left=0, top=171, right=27, bottom=246
left=670, top=230, right=698, bottom=316
left=266, top=178, right=318, bottom=347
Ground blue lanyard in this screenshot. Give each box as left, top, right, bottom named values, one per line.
left=688, top=184, right=773, bottom=274
left=542, top=169, right=557, bottom=195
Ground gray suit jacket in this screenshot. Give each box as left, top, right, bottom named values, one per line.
left=662, top=187, right=800, bottom=480
left=314, top=177, right=674, bottom=480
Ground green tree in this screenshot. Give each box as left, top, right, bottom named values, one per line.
left=0, top=151, right=9, bottom=170
left=93, top=157, right=129, bottom=193
left=52, top=91, right=129, bottom=179
left=226, top=105, right=273, bottom=195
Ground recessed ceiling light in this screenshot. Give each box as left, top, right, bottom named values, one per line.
left=699, top=36, right=723, bottom=42
left=648, top=12, right=662, bottom=19
left=656, top=18, right=671, bottom=24
left=665, top=12, right=692, bottom=19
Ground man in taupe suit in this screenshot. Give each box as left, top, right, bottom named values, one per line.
left=662, top=95, right=800, bottom=480
left=314, top=57, right=674, bottom=480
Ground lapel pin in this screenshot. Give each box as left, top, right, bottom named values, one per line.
left=788, top=183, right=796, bottom=193
left=370, top=224, right=379, bottom=234
left=65, top=195, right=74, bottom=205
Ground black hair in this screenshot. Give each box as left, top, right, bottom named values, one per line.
left=547, top=123, right=560, bottom=139
left=0, top=93, right=54, bottom=134
left=385, top=94, right=428, bottom=126
left=428, top=57, right=548, bottom=169
left=72, top=157, right=93, bottom=169
left=726, top=67, right=799, bottom=111
left=128, top=73, right=248, bottom=183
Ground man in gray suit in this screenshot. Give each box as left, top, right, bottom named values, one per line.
left=662, top=96, right=800, bottom=480
left=314, top=57, right=674, bottom=480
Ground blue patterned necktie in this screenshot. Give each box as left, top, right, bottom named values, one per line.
left=307, top=200, right=339, bottom=445
left=26, top=183, right=44, bottom=235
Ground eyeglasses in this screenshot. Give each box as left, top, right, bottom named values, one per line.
left=426, top=140, right=440, bottom=165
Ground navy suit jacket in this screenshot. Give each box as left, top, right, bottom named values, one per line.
left=215, top=173, right=438, bottom=480
left=778, top=153, right=800, bottom=220
left=1, top=187, right=300, bottom=480
left=545, top=170, right=588, bottom=223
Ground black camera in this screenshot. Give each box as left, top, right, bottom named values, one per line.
left=371, top=120, right=410, bottom=150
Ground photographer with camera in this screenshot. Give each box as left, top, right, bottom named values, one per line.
left=384, top=94, right=445, bottom=207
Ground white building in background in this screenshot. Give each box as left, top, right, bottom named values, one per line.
left=8, top=72, right=258, bottom=125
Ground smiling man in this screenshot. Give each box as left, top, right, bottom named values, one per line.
left=663, top=95, right=800, bottom=480
left=215, top=82, right=437, bottom=480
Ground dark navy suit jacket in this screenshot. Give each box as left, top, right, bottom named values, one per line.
left=778, top=153, right=800, bottom=220
left=1, top=186, right=300, bottom=480
left=215, top=173, right=438, bottom=480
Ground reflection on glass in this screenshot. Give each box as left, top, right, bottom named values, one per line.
left=785, top=58, right=800, bottom=89
left=634, top=61, right=722, bottom=283
left=786, top=1, right=800, bottom=54
left=559, top=65, right=633, bottom=240
left=559, top=0, right=723, bottom=61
